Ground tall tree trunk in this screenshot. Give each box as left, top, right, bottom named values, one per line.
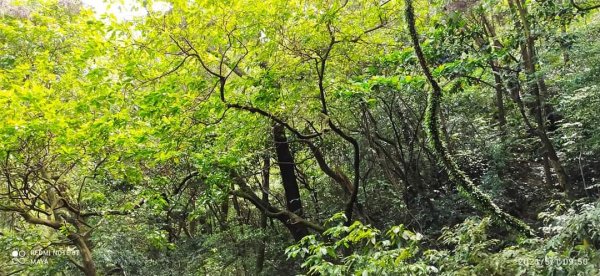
left=561, top=23, right=570, bottom=64
left=480, top=14, right=508, bottom=135
left=560, top=0, right=570, bottom=64
left=273, top=124, right=308, bottom=241
left=70, top=234, right=96, bottom=276
left=256, top=154, right=270, bottom=274
left=509, top=0, right=570, bottom=193
left=219, top=199, right=229, bottom=231
left=491, top=64, right=507, bottom=135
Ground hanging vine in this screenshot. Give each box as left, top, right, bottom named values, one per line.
left=403, top=0, right=535, bottom=237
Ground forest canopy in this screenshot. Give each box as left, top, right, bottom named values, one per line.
left=1, top=0, right=600, bottom=275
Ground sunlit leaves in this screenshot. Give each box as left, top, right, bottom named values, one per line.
left=287, top=214, right=434, bottom=275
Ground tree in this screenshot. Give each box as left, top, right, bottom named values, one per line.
left=1, top=0, right=600, bottom=274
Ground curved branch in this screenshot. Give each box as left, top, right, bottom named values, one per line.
left=80, top=199, right=145, bottom=218
left=570, top=0, right=600, bottom=11
left=229, top=189, right=324, bottom=233
left=0, top=205, right=62, bottom=229
left=327, top=120, right=361, bottom=226
left=227, top=103, right=321, bottom=139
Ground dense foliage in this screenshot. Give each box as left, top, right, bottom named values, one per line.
left=1, top=0, right=599, bottom=275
